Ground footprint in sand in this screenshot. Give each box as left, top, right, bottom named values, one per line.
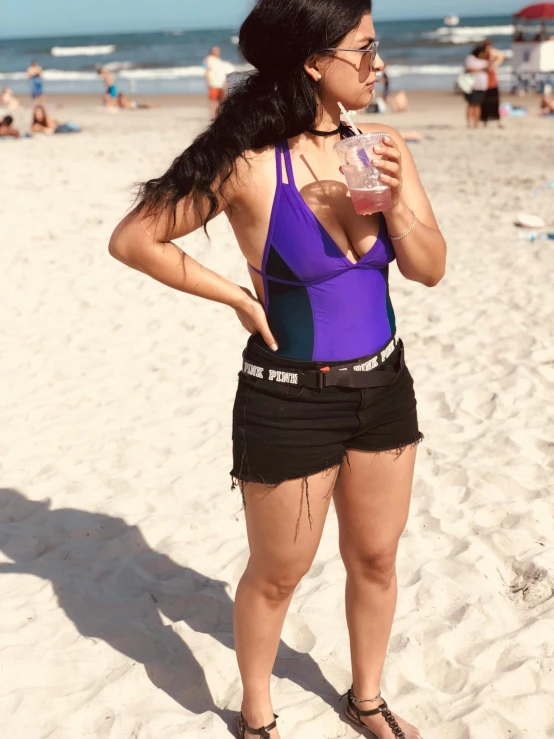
left=508, top=559, right=554, bottom=609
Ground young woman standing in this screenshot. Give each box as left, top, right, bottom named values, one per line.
left=109, top=2, right=446, bottom=737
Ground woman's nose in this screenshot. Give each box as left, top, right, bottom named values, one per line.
left=374, top=53, right=385, bottom=72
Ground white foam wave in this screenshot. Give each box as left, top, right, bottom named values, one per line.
left=387, top=63, right=512, bottom=78
left=423, top=25, right=514, bottom=44
left=0, top=62, right=511, bottom=85
left=387, top=64, right=461, bottom=76
left=51, top=45, right=116, bottom=57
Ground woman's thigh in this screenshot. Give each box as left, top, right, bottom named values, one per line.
left=242, top=467, right=338, bottom=580
left=334, top=447, right=418, bottom=562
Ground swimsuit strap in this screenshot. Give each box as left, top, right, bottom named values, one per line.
left=282, top=140, right=296, bottom=188
left=275, top=142, right=283, bottom=187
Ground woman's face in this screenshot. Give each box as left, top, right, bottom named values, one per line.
left=317, top=14, right=384, bottom=111
left=35, top=107, right=45, bottom=122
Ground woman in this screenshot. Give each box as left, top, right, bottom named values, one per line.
left=31, top=105, right=57, bottom=134
left=31, top=105, right=81, bottom=135
left=464, top=44, right=490, bottom=129
left=109, top=1, right=446, bottom=737
left=481, top=41, right=505, bottom=127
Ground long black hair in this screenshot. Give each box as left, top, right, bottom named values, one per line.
left=135, top=0, right=372, bottom=230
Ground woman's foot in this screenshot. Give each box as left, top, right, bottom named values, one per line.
left=238, top=707, right=280, bottom=738
left=357, top=709, right=421, bottom=739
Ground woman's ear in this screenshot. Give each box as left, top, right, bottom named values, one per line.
left=304, top=55, right=322, bottom=82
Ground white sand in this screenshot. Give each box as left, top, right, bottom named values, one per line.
left=1, top=97, right=554, bottom=738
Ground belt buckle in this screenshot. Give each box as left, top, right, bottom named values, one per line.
left=317, top=366, right=331, bottom=390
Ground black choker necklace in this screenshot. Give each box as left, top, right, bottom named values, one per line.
left=308, top=125, right=342, bottom=137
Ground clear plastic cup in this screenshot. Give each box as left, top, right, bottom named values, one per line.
left=334, top=132, right=392, bottom=215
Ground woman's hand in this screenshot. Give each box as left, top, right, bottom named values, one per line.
left=372, top=134, right=403, bottom=212
left=233, top=287, right=279, bottom=351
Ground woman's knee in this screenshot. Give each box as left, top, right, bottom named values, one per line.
left=244, top=562, right=310, bottom=603
left=342, top=543, right=399, bottom=588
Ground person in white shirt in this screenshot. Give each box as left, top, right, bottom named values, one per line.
left=204, top=46, right=229, bottom=120
left=464, top=44, right=491, bottom=129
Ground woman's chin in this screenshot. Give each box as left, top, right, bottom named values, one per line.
left=349, top=90, right=375, bottom=112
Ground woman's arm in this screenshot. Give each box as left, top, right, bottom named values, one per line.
left=490, top=48, right=506, bottom=67
left=361, top=124, right=447, bottom=287
left=109, top=184, right=279, bottom=349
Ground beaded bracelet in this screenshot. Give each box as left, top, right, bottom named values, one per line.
left=389, top=210, right=417, bottom=241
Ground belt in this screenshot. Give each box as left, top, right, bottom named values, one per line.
left=241, top=336, right=403, bottom=390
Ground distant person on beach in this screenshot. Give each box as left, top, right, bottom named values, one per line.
left=117, top=93, right=152, bottom=110
left=110, top=2, right=446, bottom=738
left=540, top=84, right=554, bottom=115
left=0, top=115, right=20, bottom=138
left=382, top=69, right=390, bottom=99
left=203, top=46, right=228, bottom=119
left=31, top=105, right=58, bottom=134
left=27, top=60, right=44, bottom=103
left=464, top=44, right=491, bottom=128
left=379, top=66, right=408, bottom=113
left=481, top=40, right=505, bottom=128
left=97, top=66, right=117, bottom=108
left=1, top=86, right=20, bottom=110
left=31, top=105, right=81, bottom=135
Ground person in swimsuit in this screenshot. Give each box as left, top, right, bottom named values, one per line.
left=109, top=2, right=446, bottom=738
left=204, top=46, right=230, bottom=120
left=27, top=60, right=44, bottom=104
left=117, top=93, right=152, bottom=110
left=97, top=67, right=117, bottom=108
left=0, top=115, right=20, bottom=138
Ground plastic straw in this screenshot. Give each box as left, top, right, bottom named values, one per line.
left=338, top=102, right=361, bottom=136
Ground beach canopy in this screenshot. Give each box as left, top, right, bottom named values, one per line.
left=514, top=3, right=554, bottom=19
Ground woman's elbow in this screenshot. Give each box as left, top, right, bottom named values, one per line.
left=109, top=221, right=135, bottom=264
left=422, top=266, right=446, bottom=288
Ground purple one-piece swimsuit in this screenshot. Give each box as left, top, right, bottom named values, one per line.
left=249, top=139, right=397, bottom=363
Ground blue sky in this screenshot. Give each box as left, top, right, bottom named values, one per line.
left=1, top=0, right=519, bottom=39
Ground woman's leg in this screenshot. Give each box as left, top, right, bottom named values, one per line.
left=335, top=446, right=421, bottom=739
left=234, top=468, right=337, bottom=736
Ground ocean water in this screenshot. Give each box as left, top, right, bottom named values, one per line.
left=0, top=16, right=515, bottom=96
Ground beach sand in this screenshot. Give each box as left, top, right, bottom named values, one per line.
left=1, top=93, right=554, bottom=738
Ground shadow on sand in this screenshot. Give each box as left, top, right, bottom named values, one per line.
left=0, top=488, right=341, bottom=733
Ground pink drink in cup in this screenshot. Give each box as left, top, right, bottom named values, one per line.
left=334, top=132, right=392, bottom=215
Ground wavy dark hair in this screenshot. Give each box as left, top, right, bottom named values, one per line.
left=135, top=0, right=373, bottom=230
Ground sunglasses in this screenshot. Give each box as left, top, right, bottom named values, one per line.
left=324, top=41, right=380, bottom=70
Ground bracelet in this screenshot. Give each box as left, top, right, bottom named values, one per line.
left=389, top=210, right=417, bottom=241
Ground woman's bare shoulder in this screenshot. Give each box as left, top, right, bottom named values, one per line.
left=356, top=122, right=402, bottom=139
left=227, top=144, right=277, bottom=202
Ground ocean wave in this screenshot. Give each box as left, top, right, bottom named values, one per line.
left=423, top=25, right=514, bottom=44
left=387, top=64, right=461, bottom=76
left=51, top=45, right=116, bottom=57
left=0, top=62, right=511, bottom=84
left=387, top=63, right=512, bottom=77
left=0, top=64, right=248, bottom=83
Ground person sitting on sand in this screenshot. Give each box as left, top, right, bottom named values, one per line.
left=0, top=115, right=20, bottom=138
left=0, top=86, right=20, bottom=110
left=380, top=66, right=408, bottom=113
left=31, top=105, right=82, bottom=135
left=97, top=66, right=118, bottom=108
left=540, top=84, right=554, bottom=115
left=117, top=93, right=152, bottom=110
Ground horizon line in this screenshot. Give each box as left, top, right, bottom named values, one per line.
left=0, top=11, right=514, bottom=41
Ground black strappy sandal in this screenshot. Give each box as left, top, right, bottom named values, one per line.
left=342, top=688, right=406, bottom=739
left=236, top=713, right=279, bottom=739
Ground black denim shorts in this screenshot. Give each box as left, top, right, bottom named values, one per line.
left=231, top=336, right=423, bottom=488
